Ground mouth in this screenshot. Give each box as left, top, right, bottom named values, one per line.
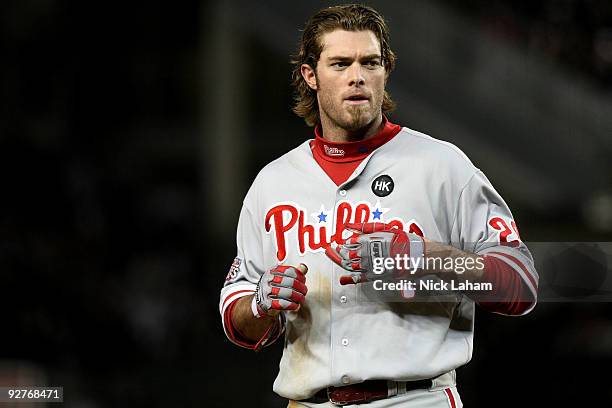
left=344, top=93, right=370, bottom=105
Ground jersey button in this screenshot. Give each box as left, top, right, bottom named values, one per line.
left=341, top=375, right=350, bottom=384
left=340, top=295, right=347, bottom=303
left=341, top=338, right=349, bottom=346
left=339, top=189, right=347, bottom=197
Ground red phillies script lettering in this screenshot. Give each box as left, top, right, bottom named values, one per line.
left=265, top=202, right=424, bottom=262
left=331, top=202, right=352, bottom=245
left=298, top=211, right=328, bottom=254
left=265, top=205, right=298, bottom=261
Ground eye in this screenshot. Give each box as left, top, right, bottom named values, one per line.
left=364, top=60, right=381, bottom=68
left=331, top=62, right=349, bottom=68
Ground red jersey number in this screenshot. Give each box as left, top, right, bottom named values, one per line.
left=488, top=217, right=521, bottom=246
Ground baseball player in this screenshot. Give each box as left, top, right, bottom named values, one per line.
left=219, top=4, right=538, bottom=407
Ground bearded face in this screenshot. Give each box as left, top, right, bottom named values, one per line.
left=313, top=30, right=386, bottom=135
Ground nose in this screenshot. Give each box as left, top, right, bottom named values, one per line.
left=348, top=63, right=365, bottom=87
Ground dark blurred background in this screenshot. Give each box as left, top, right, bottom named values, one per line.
left=2, top=0, right=612, bottom=407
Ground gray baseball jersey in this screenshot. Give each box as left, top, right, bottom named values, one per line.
left=219, top=126, right=538, bottom=401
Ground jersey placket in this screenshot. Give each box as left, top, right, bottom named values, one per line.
left=328, top=156, right=375, bottom=386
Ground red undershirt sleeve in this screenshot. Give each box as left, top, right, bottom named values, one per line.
left=472, top=255, right=534, bottom=316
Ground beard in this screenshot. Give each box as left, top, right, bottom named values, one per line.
left=317, top=87, right=384, bottom=133
left=341, top=104, right=373, bottom=130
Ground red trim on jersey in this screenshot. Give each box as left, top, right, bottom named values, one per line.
left=222, top=289, right=254, bottom=310
left=475, top=255, right=535, bottom=315
left=223, top=298, right=259, bottom=349
left=489, top=251, right=538, bottom=289
left=444, top=388, right=457, bottom=408
left=310, top=117, right=402, bottom=186
left=223, top=296, right=283, bottom=350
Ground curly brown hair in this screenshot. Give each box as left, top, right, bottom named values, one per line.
left=291, top=4, right=397, bottom=127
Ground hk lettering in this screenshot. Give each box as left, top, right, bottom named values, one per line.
left=374, top=180, right=391, bottom=192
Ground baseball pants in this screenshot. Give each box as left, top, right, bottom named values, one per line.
left=288, top=372, right=462, bottom=408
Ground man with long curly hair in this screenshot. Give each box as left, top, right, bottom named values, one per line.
left=220, top=4, right=538, bottom=407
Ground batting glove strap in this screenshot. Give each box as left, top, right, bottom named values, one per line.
left=251, top=295, right=267, bottom=319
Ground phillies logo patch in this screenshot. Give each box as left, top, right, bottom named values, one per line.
left=226, top=257, right=242, bottom=281
left=323, top=145, right=345, bottom=157
left=264, top=200, right=424, bottom=262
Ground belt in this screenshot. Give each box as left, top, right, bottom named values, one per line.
left=303, top=378, right=433, bottom=405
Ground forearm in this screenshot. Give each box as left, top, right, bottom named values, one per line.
left=423, top=239, right=485, bottom=283
left=422, top=239, right=535, bottom=314
left=229, top=295, right=280, bottom=342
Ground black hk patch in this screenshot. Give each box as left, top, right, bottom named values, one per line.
left=372, top=175, right=394, bottom=197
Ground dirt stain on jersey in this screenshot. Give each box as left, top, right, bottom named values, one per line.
left=388, top=297, right=459, bottom=320
left=284, top=302, right=315, bottom=392
left=287, top=300, right=313, bottom=354
left=316, top=268, right=332, bottom=306
left=284, top=268, right=331, bottom=392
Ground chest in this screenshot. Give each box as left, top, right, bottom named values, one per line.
left=260, top=156, right=455, bottom=265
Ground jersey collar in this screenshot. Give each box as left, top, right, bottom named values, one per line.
left=312, top=116, right=402, bottom=163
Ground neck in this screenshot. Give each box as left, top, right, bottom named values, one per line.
left=319, top=113, right=384, bottom=143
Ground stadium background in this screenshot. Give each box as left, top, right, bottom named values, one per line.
left=2, top=0, right=612, bottom=406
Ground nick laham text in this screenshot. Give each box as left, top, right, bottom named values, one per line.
left=373, top=279, right=493, bottom=292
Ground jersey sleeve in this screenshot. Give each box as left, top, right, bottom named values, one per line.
left=450, top=170, right=539, bottom=315
left=219, top=186, right=284, bottom=349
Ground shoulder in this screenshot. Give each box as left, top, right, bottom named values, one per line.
left=253, top=140, right=312, bottom=183
left=243, top=140, right=312, bottom=202
left=384, top=126, right=479, bottom=185
left=396, top=127, right=478, bottom=170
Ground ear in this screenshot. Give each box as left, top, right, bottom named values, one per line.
left=300, top=64, right=317, bottom=90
